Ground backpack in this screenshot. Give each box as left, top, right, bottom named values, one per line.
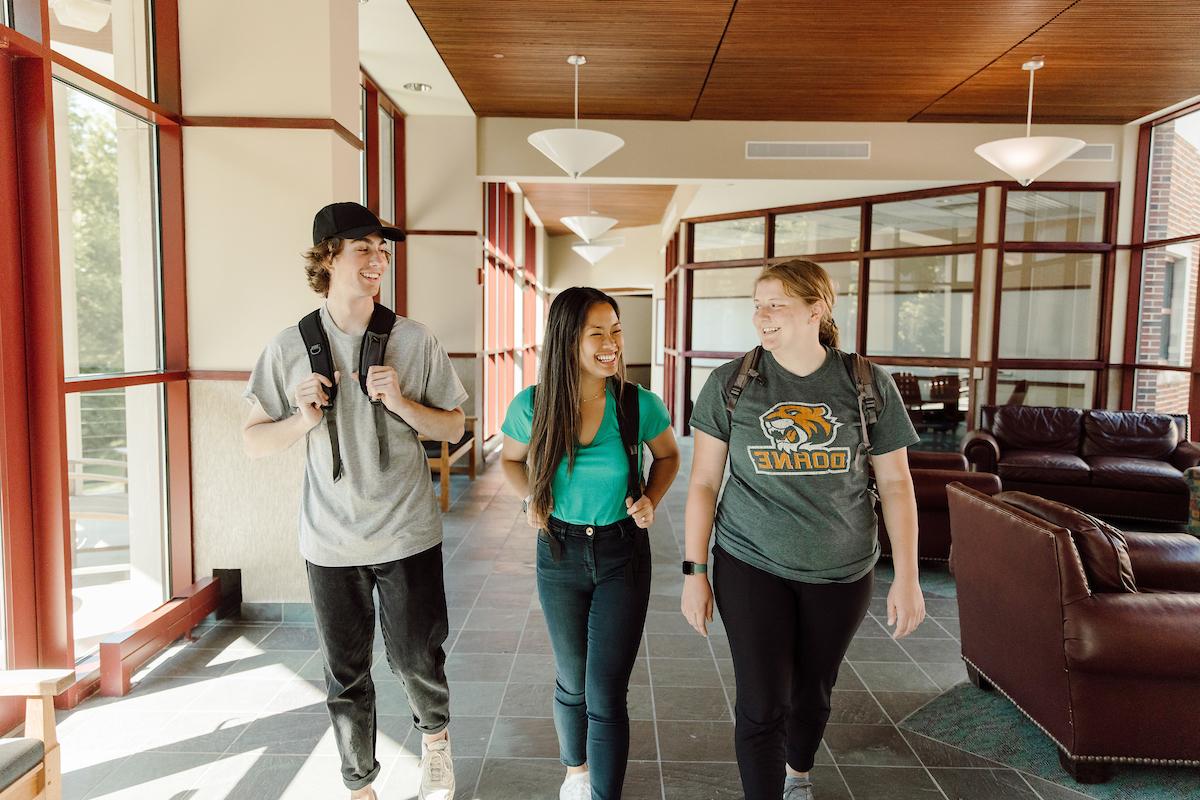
left=298, top=303, right=397, bottom=482
left=723, top=346, right=881, bottom=450
left=532, top=377, right=644, bottom=502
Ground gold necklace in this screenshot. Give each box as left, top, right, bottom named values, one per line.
left=580, top=388, right=605, bottom=403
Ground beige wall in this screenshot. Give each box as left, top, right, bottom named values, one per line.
left=480, top=118, right=1125, bottom=183
left=185, top=127, right=359, bottom=370
left=546, top=224, right=663, bottom=292
left=183, top=0, right=364, bottom=600
left=403, top=114, right=483, bottom=422
left=190, top=382, right=310, bottom=601
left=180, top=0, right=360, bottom=133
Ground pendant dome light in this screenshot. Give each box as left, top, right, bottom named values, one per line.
left=560, top=184, right=618, bottom=243
left=974, top=57, right=1085, bottom=186
left=528, top=55, right=625, bottom=179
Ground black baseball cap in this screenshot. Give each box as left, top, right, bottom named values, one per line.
left=312, top=201, right=405, bottom=245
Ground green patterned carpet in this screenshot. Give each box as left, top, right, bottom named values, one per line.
left=900, top=683, right=1200, bottom=800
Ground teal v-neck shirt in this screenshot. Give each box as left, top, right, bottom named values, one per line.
left=502, top=384, right=671, bottom=525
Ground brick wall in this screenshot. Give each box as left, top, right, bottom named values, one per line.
left=1136, top=120, right=1200, bottom=412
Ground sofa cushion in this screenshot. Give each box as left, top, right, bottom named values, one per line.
left=991, top=406, right=1083, bottom=452
left=1085, top=456, right=1187, bottom=494
left=1082, top=410, right=1179, bottom=459
left=997, top=492, right=1138, bottom=593
left=998, top=450, right=1091, bottom=486
left=0, top=738, right=43, bottom=793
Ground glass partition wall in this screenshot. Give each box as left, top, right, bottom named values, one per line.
left=676, top=182, right=1118, bottom=450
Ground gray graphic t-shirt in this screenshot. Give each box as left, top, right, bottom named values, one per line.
left=245, top=305, right=468, bottom=568
left=689, top=347, right=919, bottom=584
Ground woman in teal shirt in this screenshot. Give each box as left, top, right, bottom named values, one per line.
left=501, top=287, right=679, bottom=800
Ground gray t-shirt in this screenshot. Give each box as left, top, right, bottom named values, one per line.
left=689, top=347, right=919, bottom=584
left=244, top=305, right=468, bottom=568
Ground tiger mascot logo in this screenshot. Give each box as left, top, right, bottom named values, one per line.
left=747, top=402, right=851, bottom=475
left=760, top=403, right=840, bottom=452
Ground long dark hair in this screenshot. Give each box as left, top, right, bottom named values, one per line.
left=528, top=287, right=626, bottom=522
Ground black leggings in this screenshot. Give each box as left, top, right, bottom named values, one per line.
left=713, top=545, right=873, bottom=800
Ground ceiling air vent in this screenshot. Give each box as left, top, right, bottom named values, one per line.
left=745, top=140, right=871, bottom=160
left=1066, top=143, right=1114, bottom=161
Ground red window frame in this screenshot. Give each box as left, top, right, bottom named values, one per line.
left=1, top=0, right=192, bottom=720
left=1122, top=99, right=1200, bottom=422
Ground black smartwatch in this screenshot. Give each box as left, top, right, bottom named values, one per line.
left=682, top=561, right=708, bottom=575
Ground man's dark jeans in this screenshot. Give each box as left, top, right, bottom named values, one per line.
left=538, top=516, right=651, bottom=800
left=306, top=543, right=450, bottom=791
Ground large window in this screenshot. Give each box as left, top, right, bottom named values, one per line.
left=867, top=255, right=974, bottom=359
left=994, top=187, right=1114, bottom=408
left=53, top=80, right=169, bottom=659
left=1128, top=105, right=1200, bottom=416
left=54, top=82, right=162, bottom=378
left=680, top=186, right=985, bottom=447
left=49, top=0, right=154, bottom=98
left=378, top=107, right=395, bottom=225
left=998, top=252, right=1103, bottom=360
left=692, top=216, right=765, bottom=262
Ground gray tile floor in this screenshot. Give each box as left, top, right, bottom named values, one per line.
left=53, top=440, right=1095, bottom=800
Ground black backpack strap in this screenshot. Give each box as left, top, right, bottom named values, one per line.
left=610, top=377, right=643, bottom=502
left=724, top=346, right=763, bottom=426
left=359, top=303, right=397, bottom=470
left=298, top=309, right=342, bottom=481
left=844, top=352, right=880, bottom=452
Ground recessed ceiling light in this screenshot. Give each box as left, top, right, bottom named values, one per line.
left=403, top=82, right=433, bottom=93
left=492, top=53, right=505, bottom=59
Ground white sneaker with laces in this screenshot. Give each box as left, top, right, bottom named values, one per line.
left=419, top=737, right=455, bottom=800
left=559, top=771, right=591, bottom=800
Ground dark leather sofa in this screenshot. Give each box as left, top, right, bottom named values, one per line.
left=878, top=451, right=1002, bottom=561
left=947, top=483, right=1200, bottom=782
left=961, top=406, right=1200, bottom=524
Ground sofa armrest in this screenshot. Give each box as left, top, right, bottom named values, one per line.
left=961, top=431, right=1000, bottom=473
left=1170, top=441, right=1200, bottom=471
left=1124, top=532, right=1200, bottom=592
left=912, top=469, right=1002, bottom=510
left=1064, top=593, right=1200, bottom=679
left=908, top=451, right=967, bottom=471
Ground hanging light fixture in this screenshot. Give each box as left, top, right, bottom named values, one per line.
left=560, top=184, right=618, bottom=243
left=528, top=55, right=625, bottom=179
left=572, top=236, right=623, bottom=266
left=974, top=57, right=1085, bottom=187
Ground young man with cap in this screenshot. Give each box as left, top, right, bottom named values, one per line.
left=243, top=201, right=466, bottom=800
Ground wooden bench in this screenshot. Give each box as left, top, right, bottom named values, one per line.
left=420, top=416, right=477, bottom=512
left=0, top=670, right=74, bottom=800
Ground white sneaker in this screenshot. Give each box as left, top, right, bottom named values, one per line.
left=419, top=737, right=455, bottom=800
left=559, top=772, right=591, bottom=800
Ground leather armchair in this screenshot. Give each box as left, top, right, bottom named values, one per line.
left=878, top=451, right=1002, bottom=561
left=947, top=482, right=1200, bottom=783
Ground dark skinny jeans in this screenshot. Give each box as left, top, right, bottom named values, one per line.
left=537, top=516, right=651, bottom=800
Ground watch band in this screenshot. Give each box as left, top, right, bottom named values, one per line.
left=682, top=560, right=708, bottom=575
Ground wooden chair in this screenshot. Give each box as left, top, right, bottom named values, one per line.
left=892, top=372, right=926, bottom=431
left=420, top=416, right=477, bottom=512
left=0, top=670, right=74, bottom=800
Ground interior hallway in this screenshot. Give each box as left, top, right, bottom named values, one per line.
left=52, top=438, right=1100, bottom=800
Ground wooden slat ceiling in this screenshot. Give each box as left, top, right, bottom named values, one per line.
left=406, top=1, right=736, bottom=120
left=521, top=183, right=677, bottom=236
left=408, top=0, right=1200, bottom=124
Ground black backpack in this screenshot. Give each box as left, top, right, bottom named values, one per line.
left=298, top=303, right=397, bottom=482
left=532, top=377, right=644, bottom=502
left=723, top=346, right=881, bottom=450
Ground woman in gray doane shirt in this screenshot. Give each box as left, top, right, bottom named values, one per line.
left=681, top=259, right=926, bottom=800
